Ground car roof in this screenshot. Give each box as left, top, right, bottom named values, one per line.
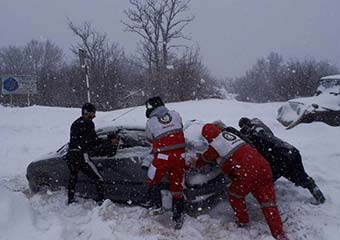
left=320, top=74, right=340, bottom=80
left=96, top=125, right=145, bottom=134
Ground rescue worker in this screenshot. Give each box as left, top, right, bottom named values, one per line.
left=225, top=117, right=325, bottom=205
left=66, top=103, right=105, bottom=205
left=196, top=123, right=288, bottom=240
left=144, top=96, right=186, bottom=230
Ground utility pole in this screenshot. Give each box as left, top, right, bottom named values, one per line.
left=78, top=49, right=91, bottom=103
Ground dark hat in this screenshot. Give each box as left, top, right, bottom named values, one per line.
left=145, top=96, right=164, bottom=118
left=82, top=102, right=96, bottom=115
left=238, top=117, right=251, bottom=128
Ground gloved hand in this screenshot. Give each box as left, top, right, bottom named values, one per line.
left=240, top=125, right=251, bottom=136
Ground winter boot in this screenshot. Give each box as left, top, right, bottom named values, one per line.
left=94, top=180, right=105, bottom=205
left=142, top=185, right=163, bottom=214
left=67, top=197, right=77, bottom=205
left=67, top=189, right=76, bottom=205
left=172, top=198, right=185, bottom=230
left=304, top=178, right=325, bottom=204
left=308, top=185, right=326, bottom=205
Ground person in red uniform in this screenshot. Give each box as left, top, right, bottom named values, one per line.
left=144, top=96, right=186, bottom=230
left=196, top=123, right=288, bottom=240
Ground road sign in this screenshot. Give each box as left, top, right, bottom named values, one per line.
left=3, top=77, right=19, bottom=92
left=1, top=75, right=38, bottom=95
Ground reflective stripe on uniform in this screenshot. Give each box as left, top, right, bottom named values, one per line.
left=147, top=164, right=157, bottom=180
left=153, top=128, right=183, bottom=140
left=157, top=153, right=169, bottom=160
left=83, top=153, right=104, bottom=181
left=260, top=202, right=277, bottom=208
left=152, top=143, right=186, bottom=153
left=228, top=191, right=244, bottom=199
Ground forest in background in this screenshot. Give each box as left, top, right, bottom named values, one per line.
left=0, top=0, right=338, bottom=109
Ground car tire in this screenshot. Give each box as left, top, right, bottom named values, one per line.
left=29, top=172, right=52, bottom=193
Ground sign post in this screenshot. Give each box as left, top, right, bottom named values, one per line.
left=79, top=49, right=91, bottom=103
left=1, top=75, right=38, bottom=106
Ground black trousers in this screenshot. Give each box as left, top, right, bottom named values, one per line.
left=267, top=148, right=312, bottom=187
left=66, top=151, right=104, bottom=201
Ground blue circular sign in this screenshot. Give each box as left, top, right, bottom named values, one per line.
left=3, top=77, right=19, bottom=92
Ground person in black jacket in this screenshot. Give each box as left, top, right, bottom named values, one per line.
left=66, top=103, right=105, bottom=205
left=223, top=117, right=326, bottom=205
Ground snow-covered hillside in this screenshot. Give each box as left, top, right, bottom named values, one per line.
left=1, top=99, right=339, bottom=240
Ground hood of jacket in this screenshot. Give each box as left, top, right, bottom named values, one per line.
left=150, top=106, right=169, bottom=118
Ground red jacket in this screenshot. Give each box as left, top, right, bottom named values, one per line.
left=146, top=107, right=186, bottom=153
left=200, top=123, right=272, bottom=182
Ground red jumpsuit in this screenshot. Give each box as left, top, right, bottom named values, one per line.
left=200, top=123, right=287, bottom=239
left=146, top=107, right=186, bottom=199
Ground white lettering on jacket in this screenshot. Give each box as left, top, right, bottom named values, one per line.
left=210, top=132, right=244, bottom=158
left=146, top=110, right=183, bottom=140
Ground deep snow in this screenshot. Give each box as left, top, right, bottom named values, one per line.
left=1, top=99, right=340, bottom=240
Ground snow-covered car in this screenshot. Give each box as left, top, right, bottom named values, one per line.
left=26, top=124, right=226, bottom=210
left=277, top=74, right=340, bottom=129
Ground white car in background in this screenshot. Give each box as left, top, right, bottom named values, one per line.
left=277, top=74, right=340, bottom=129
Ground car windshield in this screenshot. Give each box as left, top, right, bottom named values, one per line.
left=118, top=129, right=150, bottom=148
left=97, top=128, right=150, bottom=149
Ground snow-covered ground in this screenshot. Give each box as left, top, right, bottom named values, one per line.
left=1, top=99, right=340, bottom=240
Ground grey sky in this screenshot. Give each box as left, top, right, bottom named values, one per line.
left=1, top=0, right=340, bottom=78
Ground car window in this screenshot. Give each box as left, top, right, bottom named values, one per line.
left=117, top=129, right=150, bottom=148
left=98, top=128, right=150, bottom=149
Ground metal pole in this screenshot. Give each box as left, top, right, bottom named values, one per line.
left=79, top=49, right=91, bottom=103
left=10, top=94, right=13, bottom=107
left=85, top=65, right=91, bottom=103
left=27, top=90, right=30, bottom=106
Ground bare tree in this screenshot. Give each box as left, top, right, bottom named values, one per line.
left=232, top=52, right=339, bottom=102
left=0, top=40, right=64, bottom=106
left=0, top=46, right=27, bottom=74
left=122, top=0, right=194, bottom=95
left=68, top=21, right=128, bottom=109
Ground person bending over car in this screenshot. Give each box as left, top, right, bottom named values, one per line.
left=144, top=96, right=186, bottom=230
left=66, top=103, right=105, bottom=205
left=194, top=123, right=288, bottom=240
left=223, top=117, right=325, bottom=205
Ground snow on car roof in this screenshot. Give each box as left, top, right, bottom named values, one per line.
left=288, top=93, right=340, bottom=111
left=320, top=74, right=340, bottom=80
left=96, top=125, right=145, bottom=133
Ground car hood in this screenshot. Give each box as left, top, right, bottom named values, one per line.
left=33, top=144, right=68, bottom=162
left=288, top=94, right=340, bottom=111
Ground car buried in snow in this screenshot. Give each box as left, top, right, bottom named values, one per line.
left=26, top=123, right=227, bottom=211
left=277, top=74, right=340, bottom=129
